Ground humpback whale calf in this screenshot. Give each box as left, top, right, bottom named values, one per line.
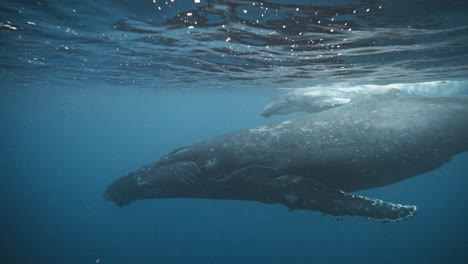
left=260, top=81, right=468, bottom=118
left=104, top=91, right=468, bottom=222
left=260, top=88, right=356, bottom=118
left=261, top=86, right=403, bottom=118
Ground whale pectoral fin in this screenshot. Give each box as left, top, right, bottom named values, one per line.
left=267, top=176, right=416, bottom=222
left=315, top=191, right=417, bottom=222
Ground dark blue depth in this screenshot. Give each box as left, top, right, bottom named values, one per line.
left=1, top=0, right=468, bottom=263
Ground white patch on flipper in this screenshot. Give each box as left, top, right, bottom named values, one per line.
left=349, top=193, right=418, bottom=222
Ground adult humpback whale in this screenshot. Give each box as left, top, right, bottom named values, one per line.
left=104, top=91, right=468, bottom=222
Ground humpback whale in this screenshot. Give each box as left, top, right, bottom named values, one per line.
left=260, top=88, right=360, bottom=117
left=104, top=91, right=468, bottom=222
left=260, top=81, right=468, bottom=118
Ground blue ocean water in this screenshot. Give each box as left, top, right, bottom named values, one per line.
left=1, top=0, right=468, bottom=264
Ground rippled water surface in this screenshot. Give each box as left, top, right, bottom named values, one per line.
left=2, top=0, right=468, bottom=87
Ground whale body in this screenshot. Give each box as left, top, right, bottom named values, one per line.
left=104, top=91, right=468, bottom=222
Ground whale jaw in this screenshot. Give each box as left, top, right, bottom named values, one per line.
left=105, top=162, right=417, bottom=222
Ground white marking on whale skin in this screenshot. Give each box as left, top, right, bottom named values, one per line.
left=179, top=177, right=189, bottom=184
left=271, top=120, right=293, bottom=131
left=175, top=148, right=189, bottom=154
left=284, top=193, right=300, bottom=203
left=274, top=175, right=303, bottom=184
left=273, top=124, right=284, bottom=130
left=274, top=175, right=290, bottom=181
left=205, top=158, right=217, bottom=168
left=250, top=121, right=291, bottom=134
left=325, top=97, right=351, bottom=106
left=313, top=121, right=329, bottom=126
left=348, top=193, right=418, bottom=222
left=136, top=176, right=150, bottom=186
left=249, top=126, right=270, bottom=134
left=303, top=91, right=322, bottom=96
left=249, top=122, right=290, bottom=141
left=291, top=176, right=302, bottom=184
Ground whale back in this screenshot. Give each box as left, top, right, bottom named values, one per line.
left=283, top=93, right=468, bottom=190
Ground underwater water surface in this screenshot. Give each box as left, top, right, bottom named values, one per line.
left=1, top=0, right=468, bottom=264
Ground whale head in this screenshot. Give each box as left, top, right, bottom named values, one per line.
left=261, top=97, right=299, bottom=117
left=103, top=161, right=203, bottom=207
left=261, top=92, right=353, bottom=118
